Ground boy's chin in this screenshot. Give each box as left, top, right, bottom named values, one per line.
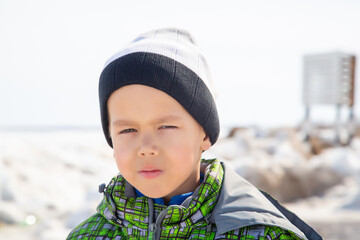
left=141, top=192, right=165, bottom=199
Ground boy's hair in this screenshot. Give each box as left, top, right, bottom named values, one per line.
left=99, top=28, right=220, bottom=147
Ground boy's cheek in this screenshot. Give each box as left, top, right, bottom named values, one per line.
left=113, top=151, right=133, bottom=173
left=112, top=136, right=138, bottom=149
left=112, top=145, right=134, bottom=164
left=113, top=144, right=132, bottom=156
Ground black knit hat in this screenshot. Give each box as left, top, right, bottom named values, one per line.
left=99, top=28, right=219, bottom=148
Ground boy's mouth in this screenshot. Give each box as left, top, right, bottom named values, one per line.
left=138, top=169, right=163, bottom=179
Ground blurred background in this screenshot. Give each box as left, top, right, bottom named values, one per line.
left=1, top=0, right=360, bottom=239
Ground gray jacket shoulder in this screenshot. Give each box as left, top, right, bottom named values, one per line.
left=210, top=161, right=309, bottom=240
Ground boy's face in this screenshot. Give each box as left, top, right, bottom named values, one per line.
left=108, top=84, right=211, bottom=203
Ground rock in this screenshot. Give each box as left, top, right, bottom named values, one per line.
left=343, top=192, right=360, bottom=210
left=0, top=210, right=16, bottom=225
left=0, top=176, right=16, bottom=202
left=0, top=202, right=24, bottom=225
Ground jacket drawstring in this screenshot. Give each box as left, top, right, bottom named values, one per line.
left=98, top=183, right=106, bottom=194
left=99, top=183, right=122, bottom=225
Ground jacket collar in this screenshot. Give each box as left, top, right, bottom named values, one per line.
left=97, top=159, right=223, bottom=228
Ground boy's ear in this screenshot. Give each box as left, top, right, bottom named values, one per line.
left=201, top=134, right=211, bottom=151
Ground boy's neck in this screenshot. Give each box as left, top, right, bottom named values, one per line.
left=135, top=172, right=205, bottom=206
left=162, top=171, right=202, bottom=204
left=163, top=177, right=202, bottom=205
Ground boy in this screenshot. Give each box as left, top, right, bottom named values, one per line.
left=67, top=28, right=321, bottom=239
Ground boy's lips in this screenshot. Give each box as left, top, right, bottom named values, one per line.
left=138, top=169, right=163, bottom=179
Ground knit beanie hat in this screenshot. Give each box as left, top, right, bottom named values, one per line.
left=99, top=28, right=220, bottom=148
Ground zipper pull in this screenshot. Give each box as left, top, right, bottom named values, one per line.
left=148, top=223, right=157, bottom=240
left=206, top=222, right=213, bottom=235
left=204, top=215, right=213, bottom=236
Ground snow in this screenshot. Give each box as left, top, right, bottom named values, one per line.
left=0, top=127, right=359, bottom=239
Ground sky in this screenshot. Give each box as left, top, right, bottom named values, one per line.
left=1, top=0, right=360, bottom=129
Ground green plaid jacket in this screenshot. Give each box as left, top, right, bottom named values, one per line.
left=67, top=159, right=308, bottom=239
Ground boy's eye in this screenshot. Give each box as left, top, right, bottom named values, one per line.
left=159, top=125, right=177, bottom=130
left=119, top=128, right=137, bottom=134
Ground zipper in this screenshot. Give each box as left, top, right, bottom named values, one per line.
left=147, top=199, right=168, bottom=240
left=147, top=198, right=155, bottom=240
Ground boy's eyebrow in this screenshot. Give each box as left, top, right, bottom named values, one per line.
left=111, top=115, right=182, bottom=126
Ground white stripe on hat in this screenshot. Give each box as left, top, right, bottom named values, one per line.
left=104, top=28, right=217, bottom=99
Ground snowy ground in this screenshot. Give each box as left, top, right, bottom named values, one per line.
left=0, top=127, right=359, bottom=240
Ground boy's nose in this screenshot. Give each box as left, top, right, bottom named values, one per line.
left=137, top=135, right=159, bottom=157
